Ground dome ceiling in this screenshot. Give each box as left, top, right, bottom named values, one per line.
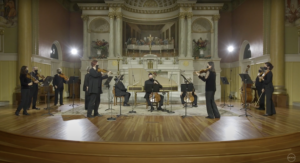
left=125, top=0, right=177, bottom=8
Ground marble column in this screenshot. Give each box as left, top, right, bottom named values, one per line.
left=116, top=12, right=122, bottom=56
left=81, top=15, right=89, bottom=59
left=186, top=12, right=192, bottom=57
left=179, top=14, right=185, bottom=57
left=270, top=0, right=286, bottom=94
left=213, top=15, right=220, bottom=59
left=18, top=0, right=32, bottom=72
left=108, top=13, right=114, bottom=57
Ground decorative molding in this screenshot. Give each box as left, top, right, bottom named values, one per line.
left=79, top=6, right=109, bottom=10
left=122, top=4, right=179, bottom=14
left=88, top=17, right=110, bottom=33
left=0, top=53, right=17, bottom=61
left=0, top=29, right=4, bottom=35
left=32, top=55, right=52, bottom=65
left=285, top=54, right=300, bottom=62
left=212, top=15, right=220, bottom=21
left=192, top=17, right=213, bottom=33
left=193, top=6, right=223, bottom=10
left=81, top=15, right=89, bottom=21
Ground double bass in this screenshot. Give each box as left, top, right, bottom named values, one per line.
left=240, top=65, right=253, bottom=103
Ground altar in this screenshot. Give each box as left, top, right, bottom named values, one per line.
left=78, top=0, right=223, bottom=102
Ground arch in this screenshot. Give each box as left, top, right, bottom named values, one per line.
left=51, top=41, right=63, bottom=76
left=192, top=17, right=213, bottom=33
left=239, top=40, right=250, bottom=61
left=88, top=17, right=110, bottom=33
left=52, top=40, right=63, bottom=61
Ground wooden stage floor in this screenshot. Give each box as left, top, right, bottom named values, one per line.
left=0, top=99, right=299, bottom=142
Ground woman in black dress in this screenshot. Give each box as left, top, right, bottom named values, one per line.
left=15, top=66, right=32, bottom=116
left=261, top=62, right=276, bottom=116
left=196, top=62, right=220, bottom=119
left=255, top=67, right=265, bottom=110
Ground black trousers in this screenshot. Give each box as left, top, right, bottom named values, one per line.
left=205, top=91, right=220, bottom=118
left=28, top=85, right=38, bottom=109
left=123, top=92, right=131, bottom=104
left=54, top=87, right=64, bottom=105
left=257, top=87, right=265, bottom=109
left=85, top=91, right=90, bottom=110
left=146, top=94, right=164, bottom=107
left=87, top=89, right=101, bottom=116
left=181, top=93, right=198, bottom=105
left=265, top=86, right=276, bottom=115
left=16, top=89, right=30, bottom=114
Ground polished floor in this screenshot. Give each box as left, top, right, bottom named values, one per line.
left=0, top=99, right=299, bottom=142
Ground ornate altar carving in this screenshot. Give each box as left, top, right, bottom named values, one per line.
left=88, top=18, right=110, bottom=33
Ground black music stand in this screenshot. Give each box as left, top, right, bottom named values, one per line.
left=103, top=76, right=116, bottom=121
left=220, top=77, right=229, bottom=108
left=69, top=76, right=79, bottom=113
left=42, top=76, right=54, bottom=116
left=181, top=83, right=194, bottom=118
left=145, top=84, right=160, bottom=112
left=239, top=74, right=253, bottom=117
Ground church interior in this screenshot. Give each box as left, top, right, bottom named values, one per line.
left=0, top=0, right=300, bottom=162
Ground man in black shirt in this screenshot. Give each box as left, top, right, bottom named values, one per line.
left=144, top=73, right=164, bottom=111
left=83, top=67, right=90, bottom=110
left=114, top=75, right=130, bottom=106
left=53, top=68, right=68, bottom=106
left=28, top=67, right=43, bottom=110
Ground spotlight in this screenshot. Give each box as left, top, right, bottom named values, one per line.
left=227, top=46, right=234, bottom=52
left=71, top=48, right=78, bottom=55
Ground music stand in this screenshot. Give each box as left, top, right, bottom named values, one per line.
left=220, top=77, right=229, bottom=108
left=42, top=76, right=54, bottom=116
left=181, top=83, right=194, bottom=118
left=103, top=76, right=115, bottom=121
left=239, top=74, right=253, bottom=117
left=145, top=84, right=160, bottom=112
left=69, top=76, right=79, bottom=113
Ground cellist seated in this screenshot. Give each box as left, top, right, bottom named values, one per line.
left=144, top=73, right=164, bottom=111
left=180, top=81, right=198, bottom=107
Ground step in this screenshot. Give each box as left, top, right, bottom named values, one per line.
left=293, top=101, right=300, bottom=107
left=0, top=101, right=9, bottom=107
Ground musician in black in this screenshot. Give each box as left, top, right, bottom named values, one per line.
left=196, top=62, right=220, bottom=119
left=28, top=66, right=43, bottom=110
left=114, top=75, right=131, bottom=106
left=144, top=73, right=164, bottom=111
left=87, top=60, right=111, bottom=118
left=15, top=66, right=32, bottom=116
left=255, top=67, right=265, bottom=110
left=53, top=68, right=68, bottom=106
left=180, top=82, right=198, bottom=107
left=261, top=62, right=276, bottom=116
left=83, top=67, right=90, bottom=110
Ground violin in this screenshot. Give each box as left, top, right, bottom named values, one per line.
left=37, top=73, right=45, bottom=80
left=26, top=73, right=38, bottom=82
left=149, top=79, right=161, bottom=102
left=97, top=68, right=113, bottom=74
left=258, top=72, right=263, bottom=82
left=195, top=68, right=210, bottom=74
left=261, top=70, right=270, bottom=80
left=59, top=73, right=69, bottom=81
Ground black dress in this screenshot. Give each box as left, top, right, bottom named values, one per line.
left=83, top=73, right=90, bottom=110
left=263, top=71, right=276, bottom=115
left=15, top=74, right=31, bottom=114
left=255, top=75, right=265, bottom=110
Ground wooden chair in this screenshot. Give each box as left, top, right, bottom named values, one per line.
left=113, top=87, right=124, bottom=106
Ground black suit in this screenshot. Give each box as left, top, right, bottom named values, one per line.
left=144, top=79, right=164, bottom=108
left=255, top=75, right=265, bottom=110
left=87, top=68, right=108, bottom=116
left=115, top=81, right=131, bottom=104
left=181, top=91, right=197, bottom=105
left=263, top=71, right=276, bottom=115
left=53, top=74, right=67, bottom=105
left=28, top=72, right=43, bottom=109
left=83, top=73, right=90, bottom=110
left=16, top=74, right=31, bottom=114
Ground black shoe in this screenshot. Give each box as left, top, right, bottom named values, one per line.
left=205, top=116, right=214, bottom=119
left=192, top=105, right=198, bottom=107
left=149, top=107, right=154, bottom=111
left=87, top=115, right=94, bottom=118
left=263, top=114, right=271, bottom=116
left=123, top=103, right=130, bottom=106
left=15, top=112, right=19, bottom=116
left=94, top=114, right=103, bottom=117
left=60, top=104, right=64, bottom=106
left=32, top=108, right=40, bottom=110
left=215, top=117, right=221, bottom=118
left=23, top=113, right=30, bottom=115
left=157, top=107, right=162, bottom=110
left=54, top=104, right=58, bottom=106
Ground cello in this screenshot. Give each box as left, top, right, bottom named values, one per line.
left=180, top=74, right=194, bottom=103
left=240, top=65, right=253, bottom=103
left=149, top=79, right=161, bottom=103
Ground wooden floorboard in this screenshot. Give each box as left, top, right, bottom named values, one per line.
left=0, top=99, right=299, bottom=142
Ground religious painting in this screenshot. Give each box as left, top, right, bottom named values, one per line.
left=0, top=0, right=17, bottom=28
left=285, top=0, right=300, bottom=26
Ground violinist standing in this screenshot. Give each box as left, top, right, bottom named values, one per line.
left=261, top=62, right=276, bottom=116
left=255, top=67, right=265, bottom=110
left=53, top=68, right=68, bottom=106
left=15, top=66, right=32, bottom=116
left=28, top=66, right=43, bottom=110
left=87, top=60, right=111, bottom=118
left=196, top=62, right=220, bottom=119
left=83, top=67, right=91, bottom=110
